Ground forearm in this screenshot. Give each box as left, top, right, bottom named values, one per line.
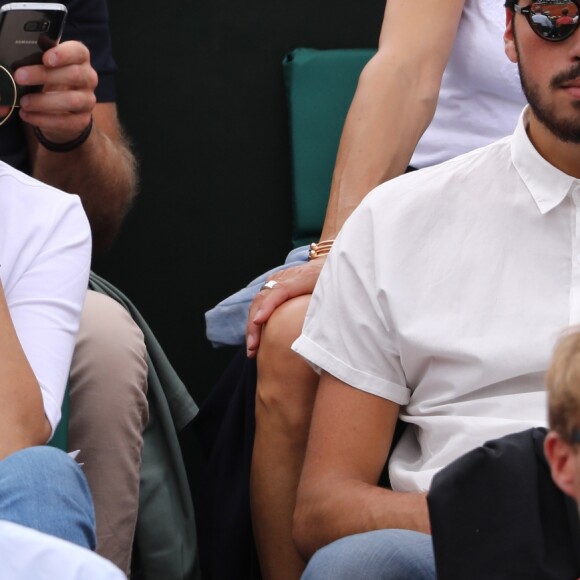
left=294, top=478, right=429, bottom=560
left=29, top=119, right=137, bottom=255
left=294, top=376, right=430, bottom=560
left=319, top=51, right=438, bottom=241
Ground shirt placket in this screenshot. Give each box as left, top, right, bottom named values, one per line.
left=571, top=187, right=580, bottom=324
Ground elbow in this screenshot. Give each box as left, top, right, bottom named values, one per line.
left=22, top=416, right=53, bottom=451
left=0, top=407, right=52, bottom=461
left=36, top=416, right=53, bottom=446
left=17, top=381, right=51, bottom=446
left=19, top=377, right=51, bottom=446
left=22, top=398, right=52, bottom=447
left=293, top=492, right=325, bottom=561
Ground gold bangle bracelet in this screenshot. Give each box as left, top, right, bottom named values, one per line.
left=308, top=239, right=335, bottom=260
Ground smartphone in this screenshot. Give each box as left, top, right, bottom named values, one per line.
left=0, top=3, right=67, bottom=105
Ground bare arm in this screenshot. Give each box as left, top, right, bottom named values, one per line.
left=0, top=281, right=50, bottom=458
left=293, top=372, right=429, bottom=560
left=17, top=41, right=137, bottom=255
left=319, top=0, right=464, bottom=239
left=246, top=0, right=464, bottom=354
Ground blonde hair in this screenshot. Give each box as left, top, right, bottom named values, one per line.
left=546, top=330, right=580, bottom=442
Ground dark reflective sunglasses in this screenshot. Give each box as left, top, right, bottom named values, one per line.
left=512, top=1, right=580, bottom=41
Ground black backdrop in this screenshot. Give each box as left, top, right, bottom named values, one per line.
left=95, top=0, right=384, bottom=411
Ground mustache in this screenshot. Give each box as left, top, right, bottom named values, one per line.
left=551, top=63, right=580, bottom=88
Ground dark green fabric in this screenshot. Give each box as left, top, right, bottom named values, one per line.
left=88, top=272, right=201, bottom=580
left=283, top=48, right=375, bottom=248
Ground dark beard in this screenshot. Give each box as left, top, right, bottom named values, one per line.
left=516, top=50, right=580, bottom=143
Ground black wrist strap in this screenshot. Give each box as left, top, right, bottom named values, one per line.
left=33, top=116, right=93, bottom=153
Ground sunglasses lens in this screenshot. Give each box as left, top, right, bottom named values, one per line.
left=529, top=1, right=579, bottom=40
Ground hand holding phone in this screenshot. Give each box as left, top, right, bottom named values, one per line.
left=0, top=3, right=67, bottom=116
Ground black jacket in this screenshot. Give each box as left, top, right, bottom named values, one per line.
left=428, top=427, right=580, bottom=579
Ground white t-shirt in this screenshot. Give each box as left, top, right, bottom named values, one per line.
left=293, top=108, right=575, bottom=492
left=0, top=520, right=124, bottom=579
left=0, top=162, right=91, bottom=435
left=411, top=0, right=526, bottom=169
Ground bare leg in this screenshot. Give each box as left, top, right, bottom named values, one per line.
left=251, top=296, right=319, bottom=580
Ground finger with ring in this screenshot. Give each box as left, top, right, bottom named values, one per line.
left=261, top=280, right=278, bottom=290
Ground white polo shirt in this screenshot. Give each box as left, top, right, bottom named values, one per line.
left=0, top=163, right=91, bottom=435
left=293, top=108, right=575, bottom=492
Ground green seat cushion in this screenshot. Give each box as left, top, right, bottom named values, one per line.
left=283, top=48, right=375, bottom=248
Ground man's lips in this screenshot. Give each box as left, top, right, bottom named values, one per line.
left=561, top=80, right=580, bottom=98
left=552, top=65, right=580, bottom=90
left=561, top=78, right=580, bottom=87
left=557, top=77, right=580, bottom=99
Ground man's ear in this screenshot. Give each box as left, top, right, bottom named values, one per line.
left=505, top=8, right=518, bottom=64
left=544, top=431, right=576, bottom=499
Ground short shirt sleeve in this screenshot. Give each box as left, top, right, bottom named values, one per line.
left=292, top=198, right=410, bottom=405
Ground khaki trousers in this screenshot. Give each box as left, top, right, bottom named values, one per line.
left=68, top=290, right=149, bottom=577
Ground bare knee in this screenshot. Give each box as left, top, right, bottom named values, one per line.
left=259, top=295, right=310, bottom=360
left=255, top=296, right=318, bottom=435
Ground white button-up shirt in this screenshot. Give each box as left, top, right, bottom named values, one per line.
left=293, top=108, right=580, bottom=491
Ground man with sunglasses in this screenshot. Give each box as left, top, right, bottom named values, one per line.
left=288, top=2, right=580, bottom=577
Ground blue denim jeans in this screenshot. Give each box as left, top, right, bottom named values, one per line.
left=302, top=529, right=436, bottom=579
left=0, top=446, right=96, bottom=549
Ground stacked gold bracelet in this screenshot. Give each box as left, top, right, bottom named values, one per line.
left=308, top=239, right=334, bottom=261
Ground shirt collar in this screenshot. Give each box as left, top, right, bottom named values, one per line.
left=511, top=106, right=580, bottom=214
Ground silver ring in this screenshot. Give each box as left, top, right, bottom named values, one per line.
left=261, top=280, right=278, bottom=290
